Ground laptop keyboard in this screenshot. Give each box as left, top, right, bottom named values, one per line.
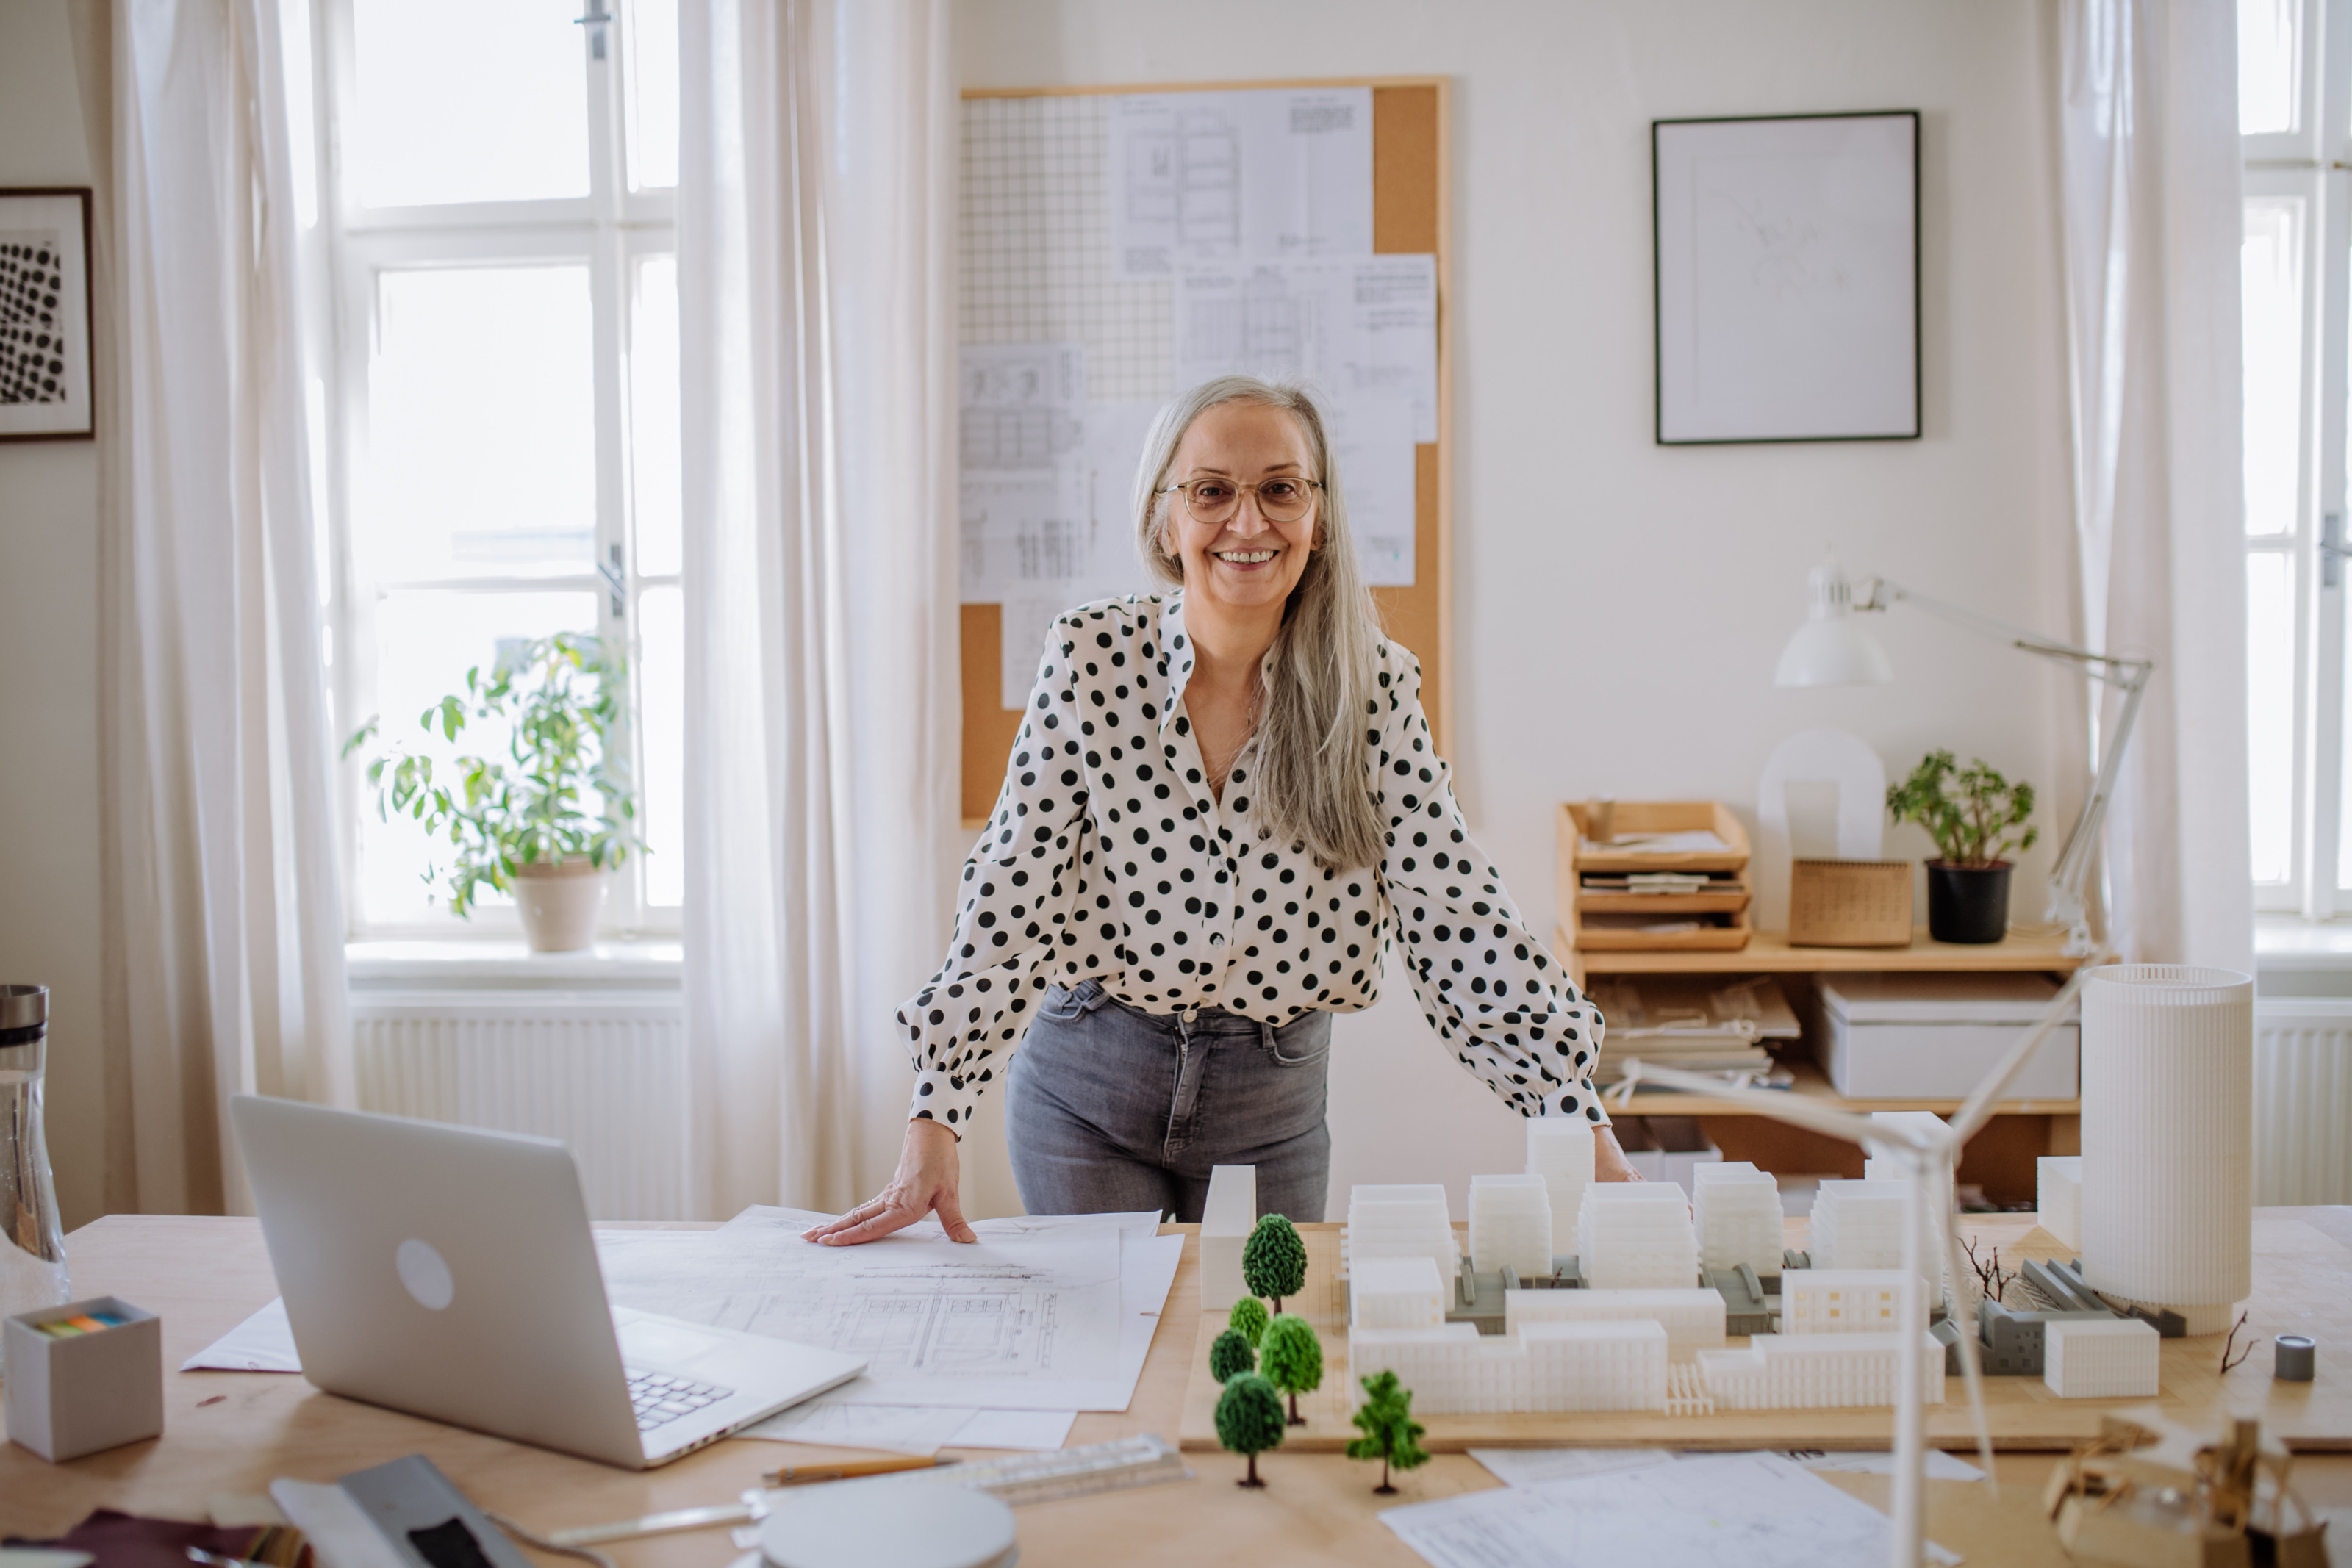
left=625, top=1367, right=734, bottom=1432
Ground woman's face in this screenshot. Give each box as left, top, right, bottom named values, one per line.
left=1160, top=400, right=1320, bottom=621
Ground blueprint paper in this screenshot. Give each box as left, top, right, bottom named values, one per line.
left=1381, top=1451, right=1957, bottom=1568
left=734, top=1400, right=974, bottom=1456
left=949, top=1408, right=1078, bottom=1450
left=182, top=1297, right=302, bottom=1373
left=1788, top=1448, right=1985, bottom=1482
left=1468, top=1448, right=1674, bottom=1489
left=1172, top=257, right=1436, bottom=441
left=1109, top=90, right=1373, bottom=277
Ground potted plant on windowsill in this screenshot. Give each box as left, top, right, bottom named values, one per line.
left=344, top=633, right=643, bottom=953
left=1886, top=750, right=2037, bottom=945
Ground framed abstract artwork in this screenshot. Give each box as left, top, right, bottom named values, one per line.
left=0, top=188, right=94, bottom=442
left=1653, top=112, right=1918, bottom=445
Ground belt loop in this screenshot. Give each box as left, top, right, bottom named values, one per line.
left=1260, top=1018, right=1277, bottom=1053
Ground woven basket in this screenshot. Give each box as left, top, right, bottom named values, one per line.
left=1787, top=859, right=1912, bottom=947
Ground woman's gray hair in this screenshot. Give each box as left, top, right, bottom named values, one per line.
left=1133, top=376, right=1388, bottom=871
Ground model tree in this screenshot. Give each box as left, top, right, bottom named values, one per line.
left=1209, top=1327, right=1257, bottom=1384
left=1228, top=1295, right=1270, bottom=1347
left=1241, top=1214, right=1308, bottom=1314
left=1214, top=1373, right=1287, bottom=1489
left=1346, top=1370, right=1430, bottom=1495
left=1258, top=1312, right=1323, bottom=1426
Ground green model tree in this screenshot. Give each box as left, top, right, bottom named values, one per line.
left=1346, top=1370, right=1430, bottom=1495
left=1214, top=1373, right=1287, bottom=1489
left=1228, top=1295, right=1270, bottom=1347
left=1209, top=1327, right=1257, bottom=1383
left=1241, top=1214, right=1308, bottom=1314
left=1258, top=1312, right=1323, bottom=1426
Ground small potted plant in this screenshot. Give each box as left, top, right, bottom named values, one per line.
left=344, top=633, right=642, bottom=952
left=1885, top=749, right=2037, bottom=945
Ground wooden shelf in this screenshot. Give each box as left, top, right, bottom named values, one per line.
left=1596, top=1055, right=2079, bottom=1118
left=1554, top=924, right=2093, bottom=982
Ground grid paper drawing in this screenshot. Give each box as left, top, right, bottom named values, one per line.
left=961, top=95, right=1174, bottom=403
left=0, top=231, right=69, bottom=405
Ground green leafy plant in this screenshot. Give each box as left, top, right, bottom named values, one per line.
left=1228, top=1296, right=1270, bottom=1347
left=1885, top=749, right=2038, bottom=868
left=1346, top=1370, right=1430, bottom=1495
left=1209, top=1328, right=1258, bottom=1384
left=1258, top=1312, right=1323, bottom=1426
left=343, top=632, right=642, bottom=916
left=1241, top=1215, right=1307, bottom=1315
left=1214, top=1373, right=1287, bottom=1488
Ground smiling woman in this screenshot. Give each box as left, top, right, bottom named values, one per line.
left=803, top=378, right=1640, bottom=1247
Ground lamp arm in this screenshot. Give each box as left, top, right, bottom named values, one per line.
left=2046, top=661, right=2151, bottom=936
left=1862, top=578, right=2151, bottom=681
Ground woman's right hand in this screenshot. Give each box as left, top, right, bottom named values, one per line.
left=800, top=1118, right=978, bottom=1246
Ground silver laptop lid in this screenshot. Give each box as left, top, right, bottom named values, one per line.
left=230, top=1095, right=645, bottom=1469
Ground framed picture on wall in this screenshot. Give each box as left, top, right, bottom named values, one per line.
left=0, top=188, right=95, bottom=443
left=1653, top=111, right=1918, bottom=445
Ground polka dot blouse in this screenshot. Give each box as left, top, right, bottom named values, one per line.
left=899, top=591, right=1607, bottom=1134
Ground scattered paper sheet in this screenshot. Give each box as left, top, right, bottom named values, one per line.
left=1382, top=1451, right=1957, bottom=1568
left=949, top=1409, right=1079, bottom=1450
left=1468, top=1448, right=1674, bottom=1489
left=734, top=1401, right=973, bottom=1456
left=1108, top=89, right=1373, bottom=277
left=1788, top=1448, right=1986, bottom=1482
left=182, top=1298, right=302, bottom=1373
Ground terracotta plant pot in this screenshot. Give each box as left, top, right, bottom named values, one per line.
left=1924, top=860, right=2011, bottom=945
left=514, top=857, right=606, bottom=952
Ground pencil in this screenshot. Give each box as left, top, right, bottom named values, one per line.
left=760, top=1455, right=950, bottom=1487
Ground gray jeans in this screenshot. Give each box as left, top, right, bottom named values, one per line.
left=1005, top=979, right=1332, bottom=1224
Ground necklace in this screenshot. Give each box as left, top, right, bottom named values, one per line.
left=1202, top=680, right=1263, bottom=794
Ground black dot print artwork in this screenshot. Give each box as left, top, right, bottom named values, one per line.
left=0, top=230, right=69, bottom=406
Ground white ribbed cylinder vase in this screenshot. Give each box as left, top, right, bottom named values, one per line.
left=2079, top=965, right=2254, bottom=1334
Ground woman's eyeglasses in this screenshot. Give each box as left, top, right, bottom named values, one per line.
left=1160, top=476, right=1323, bottom=526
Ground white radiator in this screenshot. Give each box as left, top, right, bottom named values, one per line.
left=350, top=990, right=689, bottom=1220
left=2254, top=997, right=2352, bottom=1206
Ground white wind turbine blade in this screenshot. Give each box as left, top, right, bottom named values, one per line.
left=1946, top=969, right=2090, bottom=1145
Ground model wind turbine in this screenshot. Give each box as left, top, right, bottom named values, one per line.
left=1611, top=968, right=2090, bottom=1568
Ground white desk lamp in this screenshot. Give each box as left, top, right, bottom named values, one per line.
left=1774, top=555, right=2153, bottom=956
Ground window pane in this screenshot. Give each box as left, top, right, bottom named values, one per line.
left=356, top=589, right=601, bottom=926
left=637, top=583, right=684, bottom=907
left=365, top=267, right=597, bottom=582
left=351, top=0, right=588, bottom=207
left=631, top=256, right=683, bottom=577
left=2241, top=0, right=2299, bottom=136
left=2248, top=553, right=2295, bottom=884
left=2243, top=198, right=2306, bottom=537
left=625, top=0, right=680, bottom=190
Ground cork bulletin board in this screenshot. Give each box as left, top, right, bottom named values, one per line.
left=957, top=77, right=1452, bottom=821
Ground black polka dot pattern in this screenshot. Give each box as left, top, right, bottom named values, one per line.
left=0, top=234, right=70, bottom=406
left=896, top=591, right=1608, bottom=1133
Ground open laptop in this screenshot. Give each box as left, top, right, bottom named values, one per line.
left=229, top=1094, right=866, bottom=1470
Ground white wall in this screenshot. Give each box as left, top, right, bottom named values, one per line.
left=0, top=0, right=106, bottom=1229
left=953, top=0, right=2077, bottom=1220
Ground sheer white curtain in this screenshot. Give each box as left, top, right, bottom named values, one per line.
left=90, top=0, right=351, bottom=1214
left=678, top=0, right=959, bottom=1218
left=2059, top=0, right=2254, bottom=971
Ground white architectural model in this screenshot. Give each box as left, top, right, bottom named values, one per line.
left=1697, top=1332, right=1948, bottom=1410
left=1779, top=1270, right=1916, bottom=1334
left=1349, top=1320, right=1668, bottom=1414
left=1344, top=1184, right=1458, bottom=1284
left=1504, top=1287, right=1724, bottom=1362
left=1525, top=1118, right=1595, bottom=1237
left=2037, top=1156, right=2083, bottom=1251
left=1691, top=1160, right=1782, bottom=1276
left=1198, top=1164, right=1255, bottom=1312
left=1807, top=1180, right=1910, bottom=1270
left=1864, top=1112, right=1950, bottom=1182
left=1469, top=1173, right=1554, bottom=1279
left=2043, top=1316, right=2159, bottom=1398
left=1348, top=1254, right=1446, bottom=1331
left=1577, top=1182, right=1699, bottom=1289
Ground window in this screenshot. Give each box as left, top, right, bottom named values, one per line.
left=2241, top=0, right=2352, bottom=914
left=304, top=0, right=684, bottom=936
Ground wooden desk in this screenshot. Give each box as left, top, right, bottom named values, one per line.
left=8, top=1214, right=2352, bottom=1567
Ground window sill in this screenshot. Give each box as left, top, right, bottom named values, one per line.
left=2256, top=914, right=2352, bottom=994
left=346, top=938, right=684, bottom=991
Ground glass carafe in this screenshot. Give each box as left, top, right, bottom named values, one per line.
left=0, top=984, right=67, bottom=1373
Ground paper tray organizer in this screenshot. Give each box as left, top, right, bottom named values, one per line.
left=1557, top=801, right=1752, bottom=952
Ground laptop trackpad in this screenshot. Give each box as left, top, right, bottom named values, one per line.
left=617, top=1315, right=732, bottom=1372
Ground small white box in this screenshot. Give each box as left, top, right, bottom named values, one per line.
left=1818, top=973, right=2079, bottom=1100
left=2037, top=1156, right=2083, bottom=1251
left=2044, top=1316, right=2159, bottom=1399
left=1199, top=1165, right=1256, bottom=1312
left=4, top=1296, right=164, bottom=1462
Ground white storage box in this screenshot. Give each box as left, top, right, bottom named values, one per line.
left=1818, top=972, right=2078, bottom=1100
left=4, top=1295, right=163, bottom=1462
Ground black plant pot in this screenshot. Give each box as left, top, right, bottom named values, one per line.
left=1924, top=860, right=2012, bottom=944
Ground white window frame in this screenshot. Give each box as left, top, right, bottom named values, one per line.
left=308, top=0, right=680, bottom=940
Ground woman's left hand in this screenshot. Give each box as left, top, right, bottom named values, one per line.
left=1595, top=1125, right=1642, bottom=1182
